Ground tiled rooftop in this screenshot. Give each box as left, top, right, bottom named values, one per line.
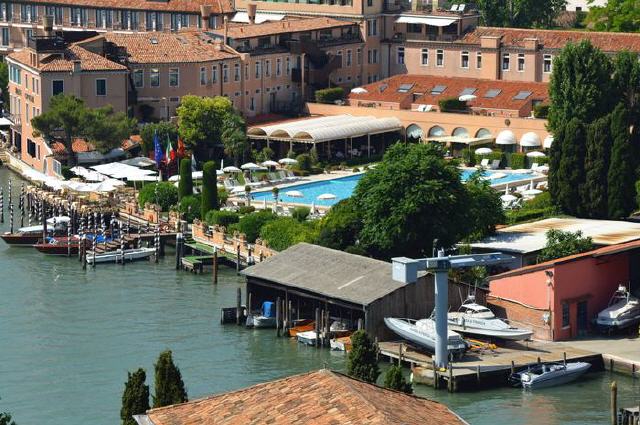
left=83, top=31, right=237, bottom=64
left=349, top=74, right=548, bottom=112
left=211, top=17, right=356, bottom=39
left=51, top=138, right=93, bottom=155
left=8, top=44, right=127, bottom=72
left=461, top=26, right=640, bottom=52
left=29, top=0, right=233, bottom=15
left=143, top=369, right=466, bottom=424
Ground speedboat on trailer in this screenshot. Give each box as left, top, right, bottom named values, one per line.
left=448, top=296, right=534, bottom=341
left=597, top=285, right=640, bottom=331
left=510, top=362, right=591, bottom=389
left=384, top=317, right=468, bottom=360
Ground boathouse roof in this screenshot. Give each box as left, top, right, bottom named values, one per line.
left=136, top=369, right=467, bottom=425
left=241, top=243, right=408, bottom=306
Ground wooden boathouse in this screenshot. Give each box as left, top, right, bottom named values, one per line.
left=241, top=243, right=483, bottom=340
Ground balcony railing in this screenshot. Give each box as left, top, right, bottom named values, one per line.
left=7, top=113, right=21, bottom=127
left=27, top=35, right=66, bottom=52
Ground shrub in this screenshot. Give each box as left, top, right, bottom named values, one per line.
left=218, top=188, right=229, bottom=206
left=138, top=182, right=178, bottom=211
left=352, top=167, right=360, bottom=173
left=201, top=161, right=218, bottom=219
left=636, top=180, right=640, bottom=210
left=178, top=195, right=201, bottom=223
left=473, top=151, right=503, bottom=167
left=259, top=218, right=319, bottom=251
left=238, top=205, right=256, bottom=215
left=508, top=152, right=526, bottom=170
left=533, top=104, right=550, bottom=119
left=292, top=206, right=311, bottom=222
left=237, top=210, right=277, bottom=242
left=205, top=210, right=239, bottom=227
left=314, top=87, right=345, bottom=104
left=295, top=153, right=312, bottom=172
left=438, top=97, right=467, bottom=112
left=178, top=158, right=193, bottom=199
left=61, top=165, right=75, bottom=180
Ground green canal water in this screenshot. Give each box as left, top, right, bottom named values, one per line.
left=1, top=167, right=638, bottom=424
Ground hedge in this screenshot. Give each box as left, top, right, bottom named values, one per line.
left=533, top=104, right=549, bottom=119
left=315, top=87, right=345, bottom=104
left=438, top=97, right=467, bottom=112
left=138, top=182, right=178, bottom=211
left=474, top=151, right=504, bottom=167
left=508, top=153, right=526, bottom=170
left=205, top=210, right=239, bottom=227
left=201, top=161, right=218, bottom=219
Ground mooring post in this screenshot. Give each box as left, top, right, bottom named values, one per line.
left=236, top=245, right=241, bottom=274
left=81, top=235, right=87, bottom=270
left=448, top=363, right=454, bottom=392
left=175, top=233, right=182, bottom=270
left=476, top=365, right=481, bottom=384
left=511, top=360, right=515, bottom=376
left=275, top=296, right=282, bottom=336
left=611, top=381, right=617, bottom=425
left=213, top=249, right=218, bottom=285
left=236, top=287, right=242, bottom=325
left=324, top=309, right=330, bottom=347
left=432, top=360, right=439, bottom=389
left=537, top=357, right=541, bottom=365
left=315, top=308, right=320, bottom=347
left=67, top=221, right=71, bottom=257
left=247, top=292, right=252, bottom=319
left=120, top=232, right=126, bottom=265
left=563, top=352, right=567, bottom=367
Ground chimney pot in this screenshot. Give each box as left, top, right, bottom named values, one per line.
left=247, top=3, right=257, bottom=25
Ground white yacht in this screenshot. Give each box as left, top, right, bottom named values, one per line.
left=597, top=285, right=640, bottom=331
left=384, top=317, right=468, bottom=360
left=447, top=296, right=533, bottom=341
left=510, top=362, right=591, bottom=389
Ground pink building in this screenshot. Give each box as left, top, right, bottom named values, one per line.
left=488, top=240, right=640, bottom=341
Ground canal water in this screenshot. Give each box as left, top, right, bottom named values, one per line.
left=0, top=167, right=638, bottom=425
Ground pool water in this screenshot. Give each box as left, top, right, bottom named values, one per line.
left=252, top=169, right=537, bottom=207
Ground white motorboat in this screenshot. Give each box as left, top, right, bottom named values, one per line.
left=510, top=362, right=591, bottom=389
left=448, top=296, right=533, bottom=341
left=296, top=330, right=318, bottom=346
left=246, top=301, right=277, bottom=328
left=384, top=317, right=467, bottom=359
left=597, top=285, right=640, bottom=331
left=86, top=247, right=155, bottom=264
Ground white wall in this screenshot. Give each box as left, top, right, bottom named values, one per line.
left=565, top=0, right=607, bottom=11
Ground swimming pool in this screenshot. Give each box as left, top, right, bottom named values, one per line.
left=251, top=169, right=538, bottom=207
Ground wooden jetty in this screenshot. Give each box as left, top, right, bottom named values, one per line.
left=378, top=340, right=603, bottom=392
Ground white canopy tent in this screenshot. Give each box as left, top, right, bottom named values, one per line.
left=91, top=162, right=157, bottom=180
left=395, top=16, right=457, bottom=26
left=120, top=157, right=156, bottom=167
left=231, top=11, right=284, bottom=23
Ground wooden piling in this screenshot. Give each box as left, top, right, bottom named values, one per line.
left=236, top=287, right=242, bottom=325
left=324, top=309, right=330, bottom=347
left=511, top=360, right=515, bottom=376
left=448, top=364, right=454, bottom=392
left=611, top=381, right=617, bottom=425
left=563, top=352, right=567, bottom=366
left=275, top=296, right=282, bottom=336
left=236, top=245, right=241, bottom=274
left=432, top=360, right=439, bottom=389
left=314, top=308, right=320, bottom=347
left=212, top=250, right=218, bottom=285
left=175, top=233, right=182, bottom=270
left=537, top=356, right=541, bottom=365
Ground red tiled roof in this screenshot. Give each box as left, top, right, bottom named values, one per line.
left=349, top=74, right=548, bottom=112
left=51, top=138, right=94, bottom=155
left=489, top=239, right=640, bottom=280
left=145, top=369, right=467, bottom=425
left=461, top=26, right=640, bottom=52
left=211, top=17, right=356, bottom=39
left=23, top=0, right=233, bottom=15
left=122, top=135, right=141, bottom=150
left=8, top=44, right=127, bottom=72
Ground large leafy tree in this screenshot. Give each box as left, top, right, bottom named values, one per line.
left=153, top=350, right=188, bottom=408
left=581, top=115, right=612, bottom=218
left=138, top=182, right=178, bottom=211
left=200, top=161, right=219, bottom=219
left=476, top=0, right=566, bottom=28
left=221, top=112, right=249, bottom=167
left=353, top=143, right=475, bottom=259
left=538, top=229, right=593, bottom=262
left=316, top=198, right=363, bottom=251
left=586, top=0, right=640, bottom=32
left=140, top=122, right=178, bottom=155
left=83, top=105, right=137, bottom=153
left=464, top=172, right=505, bottom=241
left=176, top=95, right=233, bottom=160
left=547, top=41, right=613, bottom=133
left=121, top=368, right=150, bottom=425
left=346, top=330, right=380, bottom=384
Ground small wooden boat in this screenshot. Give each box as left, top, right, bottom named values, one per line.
left=296, top=330, right=319, bottom=346
left=1, top=216, right=70, bottom=246
left=246, top=301, right=277, bottom=328
left=288, top=320, right=315, bottom=337
left=86, top=247, right=155, bottom=265
left=330, top=335, right=352, bottom=351
left=33, top=236, right=88, bottom=255
left=510, top=362, right=591, bottom=389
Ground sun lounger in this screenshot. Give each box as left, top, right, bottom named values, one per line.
left=530, top=162, right=539, bottom=170
left=490, top=159, right=501, bottom=170
left=478, top=158, right=489, bottom=168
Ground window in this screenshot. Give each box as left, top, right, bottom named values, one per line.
left=276, top=58, right=281, bottom=76
left=34, top=78, right=39, bottom=94
left=543, top=54, right=553, bottom=73
left=197, top=67, right=206, bottom=85
left=20, top=4, right=36, bottom=23
left=265, top=60, right=271, bottom=77
left=71, top=7, right=87, bottom=26
left=25, top=103, right=29, bottom=124
left=436, top=49, right=444, bottom=67
left=170, top=13, right=188, bottom=30
left=367, top=0, right=372, bottom=6
left=513, top=90, right=532, bottom=100
left=517, top=53, right=525, bottom=72
left=476, top=52, right=482, bottom=69
left=245, top=64, right=249, bottom=80
left=1, top=27, right=8, bottom=47
left=431, top=85, right=446, bottom=95
left=223, top=64, right=229, bottom=83
left=0, top=2, right=12, bottom=22
left=366, top=19, right=377, bottom=36
left=168, top=68, right=179, bottom=87
left=52, top=80, right=64, bottom=96
left=346, top=50, right=352, bottom=67
left=46, top=6, right=63, bottom=25
left=95, top=9, right=113, bottom=28
left=407, top=23, right=422, bottom=33
left=133, top=69, right=143, bottom=88
left=27, top=139, right=36, bottom=158
left=255, top=61, right=261, bottom=79
left=150, top=69, right=160, bottom=87
left=234, top=63, right=240, bottom=81
left=336, top=50, right=343, bottom=67
left=212, top=66, right=218, bottom=83
left=502, top=53, right=510, bottom=71
left=460, top=51, right=469, bottom=69
left=356, top=48, right=362, bottom=65
left=367, top=48, right=378, bottom=64
left=397, top=83, right=414, bottom=93
left=397, top=47, right=405, bottom=65
left=250, top=97, right=255, bottom=111
left=121, top=10, right=139, bottom=30
left=421, top=49, right=429, bottom=66
left=286, top=57, right=290, bottom=75
left=95, top=79, right=107, bottom=96
left=146, top=12, right=163, bottom=31
left=562, top=302, right=570, bottom=327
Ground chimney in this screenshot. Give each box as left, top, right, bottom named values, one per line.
left=247, top=3, right=257, bottom=25
left=200, top=5, right=212, bottom=30
left=72, top=60, right=81, bottom=73
left=223, top=16, right=228, bottom=45
left=432, top=0, right=438, bottom=12
left=43, top=15, right=53, bottom=37
left=213, top=38, right=222, bottom=51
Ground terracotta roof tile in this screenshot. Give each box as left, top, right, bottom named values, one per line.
left=145, top=369, right=467, bottom=425
left=22, top=0, right=233, bottom=15
left=51, top=138, right=94, bottom=155
left=8, top=44, right=127, bottom=72
left=349, top=74, right=548, bottom=113
left=461, top=26, right=640, bottom=52
left=211, top=17, right=356, bottom=39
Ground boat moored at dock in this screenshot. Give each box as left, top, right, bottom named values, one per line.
left=246, top=301, right=277, bottom=328
left=1, top=216, right=70, bottom=246
left=384, top=317, right=468, bottom=360
left=510, top=361, right=592, bottom=389
left=85, top=247, right=155, bottom=265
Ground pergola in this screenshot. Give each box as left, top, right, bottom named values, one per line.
left=247, top=115, right=403, bottom=158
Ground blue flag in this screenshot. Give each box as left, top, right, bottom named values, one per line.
left=153, top=130, right=163, bottom=166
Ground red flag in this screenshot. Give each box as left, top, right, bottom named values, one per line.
left=177, top=137, right=186, bottom=158
left=170, top=147, right=176, bottom=163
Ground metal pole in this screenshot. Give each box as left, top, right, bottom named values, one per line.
left=434, top=248, right=449, bottom=369
left=0, top=187, right=4, bottom=223
left=67, top=220, right=71, bottom=257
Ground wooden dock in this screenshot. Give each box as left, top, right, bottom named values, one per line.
left=181, top=240, right=255, bottom=273
left=378, top=340, right=603, bottom=392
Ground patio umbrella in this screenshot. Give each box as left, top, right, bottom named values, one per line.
left=317, top=193, right=336, bottom=200
left=241, top=162, right=261, bottom=170
left=279, top=158, right=298, bottom=165
left=350, top=87, right=368, bottom=94
left=526, top=151, right=546, bottom=158
left=459, top=94, right=477, bottom=102
left=522, top=188, right=542, bottom=197
left=501, top=194, right=518, bottom=202
left=231, top=187, right=246, bottom=194
left=261, top=160, right=279, bottom=168
left=475, top=147, right=492, bottom=155
left=223, top=166, right=241, bottom=173
left=285, top=190, right=304, bottom=198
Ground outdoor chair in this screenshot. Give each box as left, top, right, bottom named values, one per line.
left=490, top=159, right=501, bottom=169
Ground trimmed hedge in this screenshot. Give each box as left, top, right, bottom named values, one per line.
left=508, top=153, right=526, bottom=170
left=201, top=161, right=218, bottom=219
left=533, top=104, right=549, bottom=119
left=205, top=210, right=239, bottom=227
left=315, top=87, right=345, bottom=104
left=292, top=206, right=311, bottom=222
left=438, top=97, right=467, bottom=112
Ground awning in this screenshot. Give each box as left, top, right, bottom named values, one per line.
left=232, top=12, right=285, bottom=24
left=395, top=16, right=457, bottom=27
left=426, top=136, right=494, bottom=146
left=0, top=117, right=12, bottom=127
left=520, top=132, right=542, bottom=147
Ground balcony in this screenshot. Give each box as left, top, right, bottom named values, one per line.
left=235, top=43, right=288, bottom=56
left=27, top=35, right=66, bottom=53
left=7, top=113, right=21, bottom=128
left=316, top=33, right=363, bottom=48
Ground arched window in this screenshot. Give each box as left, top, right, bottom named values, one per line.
left=406, top=124, right=423, bottom=140
left=475, top=128, right=492, bottom=138
left=428, top=125, right=446, bottom=137
left=452, top=127, right=469, bottom=138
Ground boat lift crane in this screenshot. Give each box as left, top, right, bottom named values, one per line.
left=392, top=250, right=515, bottom=369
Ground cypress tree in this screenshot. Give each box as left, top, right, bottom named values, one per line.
left=200, top=161, right=218, bottom=220
left=178, top=159, right=193, bottom=200
left=547, top=123, right=564, bottom=204
left=608, top=104, right=636, bottom=219
left=153, top=350, right=188, bottom=408
left=346, top=330, right=380, bottom=384
left=581, top=115, right=612, bottom=218
left=383, top=365, right=412, bottom=394
left=555, top=118, right=587, bottom=215
left=120, top=368, right=150, bottom=425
